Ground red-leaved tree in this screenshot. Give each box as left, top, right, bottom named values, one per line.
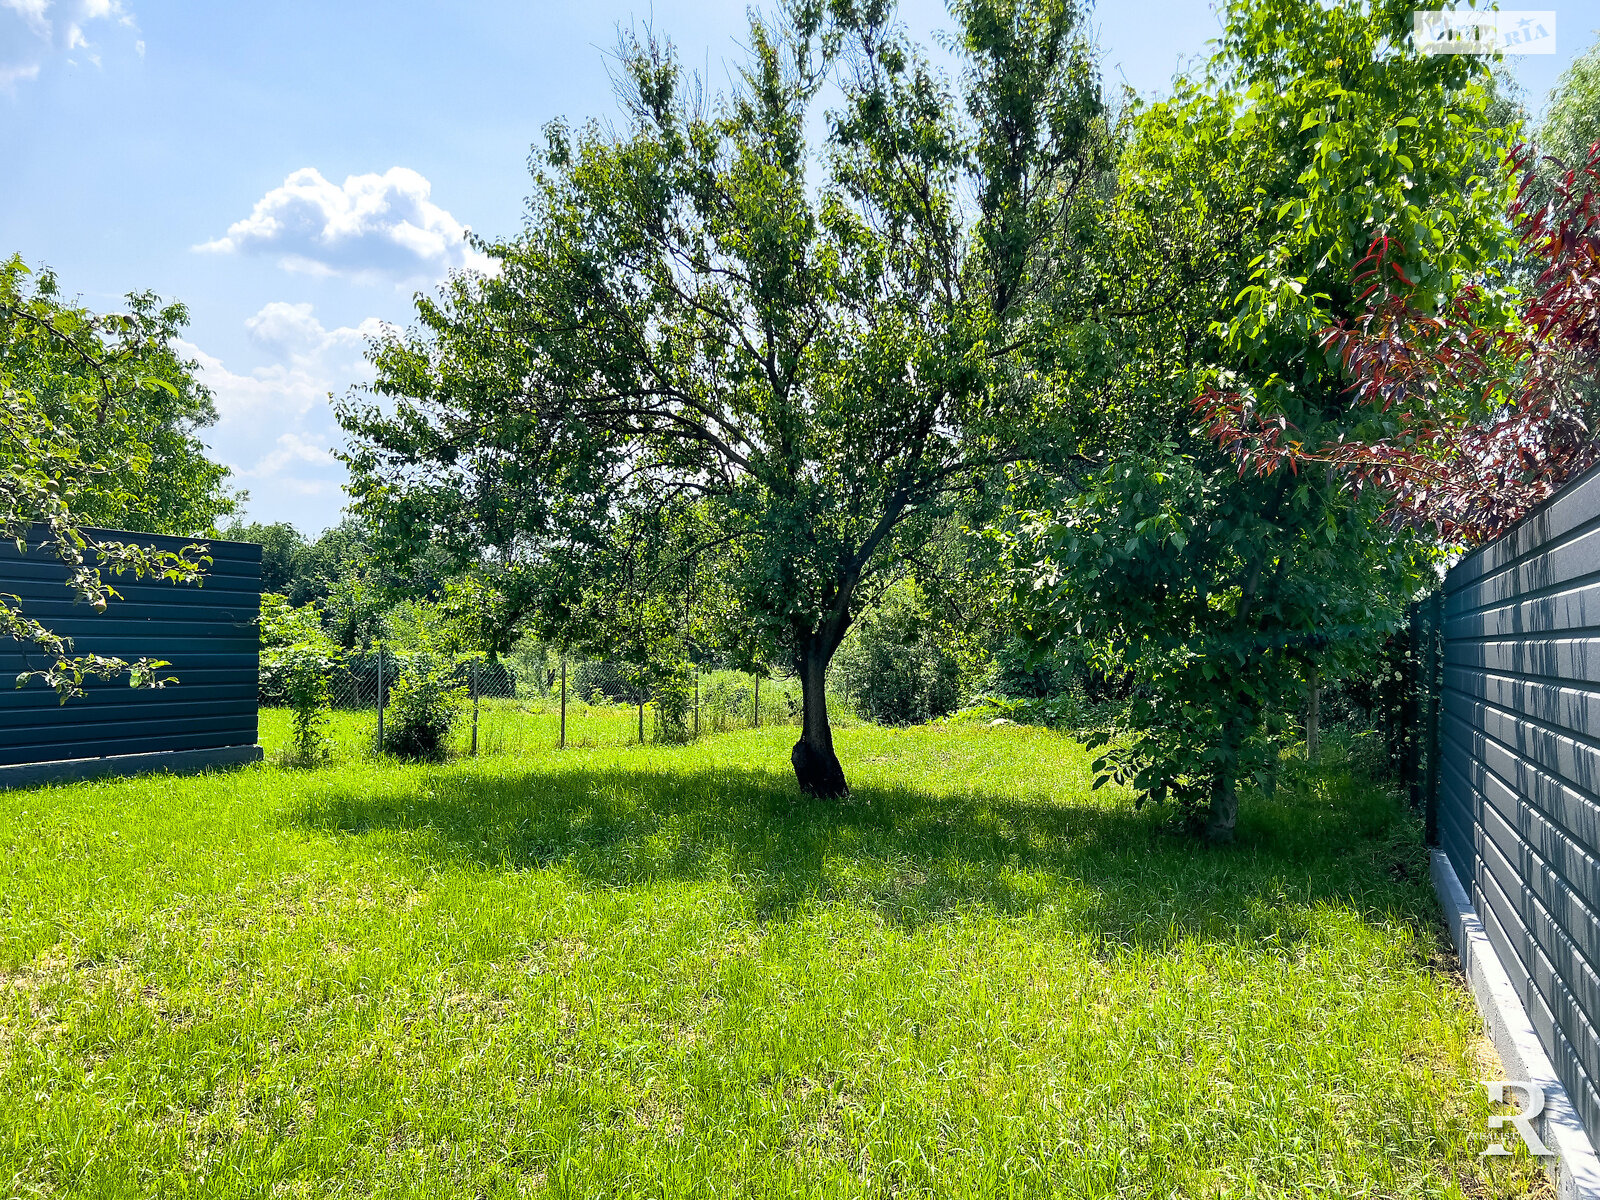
left=1199, top=138, right=1600, bottom=545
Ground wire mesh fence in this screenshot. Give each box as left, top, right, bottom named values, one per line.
left=261, top=651, right=804, bottom=762
left=325, top=651, right=520, bottom=712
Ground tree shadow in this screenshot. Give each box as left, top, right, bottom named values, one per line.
left=286, top=753, right=1433, bottom=952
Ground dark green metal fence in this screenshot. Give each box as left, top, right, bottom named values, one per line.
left=1406, top=461, right=1600, bottom=1148
left=0, top=528, right=262, bottom=766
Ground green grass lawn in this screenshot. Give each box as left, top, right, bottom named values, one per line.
left=0, top=717, right=1544, bottom=1198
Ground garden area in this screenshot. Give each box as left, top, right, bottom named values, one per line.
left=0, top=717, right=1549, bottom=1197
left=4, top=0, right=1600, bottom=1193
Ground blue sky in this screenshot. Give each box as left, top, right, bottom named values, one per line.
left=2, top=1, right=1596, bottom=534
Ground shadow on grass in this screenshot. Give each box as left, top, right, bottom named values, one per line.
left=286, top=751, right=1433, bottom=950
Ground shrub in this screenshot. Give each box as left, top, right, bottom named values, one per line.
left=259, top=593, right=340, bottom=765
left=276, top=643, right=339, bottom=765
left=382, top=652, right=466, bottom=760
left=832, top=582, right=962, bottom=726
left=651, top=661, right=695, bottom=744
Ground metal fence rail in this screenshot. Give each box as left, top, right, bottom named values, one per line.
left=1427, top=460, right=1600, bottom=1148
left=0, top=527, right=262, bottom=766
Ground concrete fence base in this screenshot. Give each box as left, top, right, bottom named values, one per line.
left=1432, top=849, right=1600, bottom=1199
left=0, top=744, right=263, bottom=790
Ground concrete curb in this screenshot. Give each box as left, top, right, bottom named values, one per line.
left=1432, top=848, right=1600, bottom=1199
left=0, top=744, right=263, bottom=789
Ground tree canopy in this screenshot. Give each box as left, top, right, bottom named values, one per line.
left=340, top=0, right=1113, bottom=796
left=1008, top=0, right=1519, bottom=839
left=1, top=256, right=238, bottom=537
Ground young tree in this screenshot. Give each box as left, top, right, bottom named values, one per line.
left=1009, top=0, right=1518, bottom=840
left=339, top=0, right=1111, bottom=796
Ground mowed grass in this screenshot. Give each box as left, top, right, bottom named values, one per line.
left=0, top=717, right=1545, bottom=1198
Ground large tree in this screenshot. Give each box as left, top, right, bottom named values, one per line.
left=1009, top=0, right=1519, bottom=840
left=339, top=0, right=1111, bottom=795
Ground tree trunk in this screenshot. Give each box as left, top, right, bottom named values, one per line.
left=1205, top=772, right=1238, bottom=844
left=1205, top=720, right=1240, bottom=844
left=792, top=639, right=848, bottom=798
left=1306, top=674, right=1321, bottom=764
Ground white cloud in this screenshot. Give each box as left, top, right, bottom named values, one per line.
left=0, top=61, right=40, bottom=88
left=177, top=302, right=394, bottom=516
left=1, top=0, right=138, bottom=88
left=250, top=432, right=338, bottom=482
left=197, top=167, right=494, bottom=284
left=243, top=300, right=387, bottom=361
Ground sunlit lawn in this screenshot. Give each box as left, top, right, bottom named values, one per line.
left=0, top=713, right=1544, bottom=1197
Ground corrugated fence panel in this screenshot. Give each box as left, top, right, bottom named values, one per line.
left=1439, top=461, right=1600, bottom=1148
left=0, top=527, right=262, bottom=766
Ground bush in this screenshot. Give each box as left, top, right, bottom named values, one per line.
left=651, top=661, right=695, bottom=744
left=383, top=652, right=466, bottom=760
left=832, top=583, right=962, bottom=726
left=259, top=593, right=340, bottom=764
left=275, top=643, right=339, bottom=765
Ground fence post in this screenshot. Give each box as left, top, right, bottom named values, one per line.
left=471, top=658, right=479, bottom=756
left=694, top=672, right=700, bottom=738
left=754, top=675, right=760, bottom=729
left=1406, top=605, right=1423, bottom=808
left=638, top=698, right=645, bottom=743
left=375, top=644, right=384, bottom=753
left=559, top=657, right=567, bottom=749
left=1424, top=589, right=1444, bottom=845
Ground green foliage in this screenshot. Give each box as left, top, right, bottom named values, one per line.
left=832, top=580, right=963, bottom=726
left=277, top=645, right=336, bottom=766
left=337, top=0, right=1114, bottom=795
left=220, top=521, right=314, bottom=601
left=1, top=255, right=237, bottom=536
left=695, top=670, right=802, bottom=732
left=220, top=518, right=471, bottom=655
left=1015, top=450, right=1424, bottom=828
left=258, top=593, right=342, bottom=765
left=504, top=640, right=558, bottom=698
left=382, top=651, right=467, bottom=760
left=1540, top=33, right=1600, bottom=169
left=1, top=258, right=211, bottom=699
left=382, top=597, right=452, bottom=654
left=320, top=570, right=389, bottom=651
left=650, top=657, right=695, bottom=744
left=1008, top=0, right=1515, bottom=839
left=571, top=660, right=643, bottom=705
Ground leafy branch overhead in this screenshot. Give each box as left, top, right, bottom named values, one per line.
left=1, top=259, right=214, bottom=699
left=1203, top=140, right=1600, bottom=542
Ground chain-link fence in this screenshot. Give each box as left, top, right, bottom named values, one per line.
left=261, top=650, right=803, bottom=761
left=325, top=651, right=519, bottom=712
